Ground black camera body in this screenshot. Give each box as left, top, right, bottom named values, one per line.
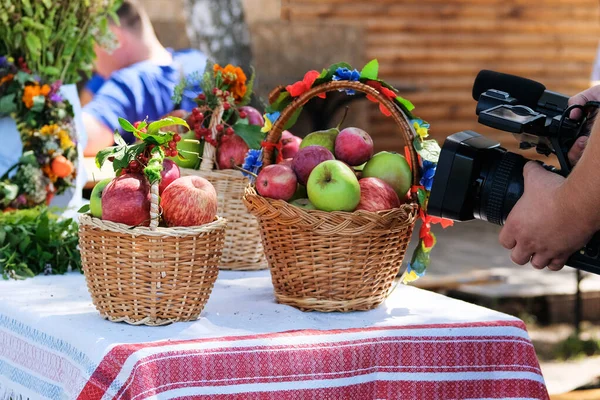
left=428, top=70, right=600, bottom=275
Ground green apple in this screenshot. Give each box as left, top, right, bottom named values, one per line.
left=170, top=130, right=201, bottom=169
left=362, top=151, right=412, bottom=198
left=89, top=178, right=113, bottom=218
left=289, top=184, right=308, bottom=202
left=307, top=160, right=360, bottom=212
left=299, top=127, right=338, bottom=154
left=290, top=198, right=316, bottom=210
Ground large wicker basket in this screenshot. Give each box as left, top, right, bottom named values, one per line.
left=79, top=178, right=227, bottom=326
left=243, top=80, right=421, bottom=312
left=180, top=105, right=267, bottom=271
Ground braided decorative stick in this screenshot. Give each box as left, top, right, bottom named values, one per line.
left=200, top=104, right=225, bottom=171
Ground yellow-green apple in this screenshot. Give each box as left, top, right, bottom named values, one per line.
left=307, top=160, right=361, bottom=212
left=281, top=130, right=302, bottom=159
left=334, top=127, right=374, bottom=166
left=89, top=178, right=112, bottom=218
left=171, top=129, right=200, bottom=169
left=161, top=176, right=218, bottom=227
left=102, top=173, right=151, bottom=226
left=217, top=134, right=249, bottom=169
left=291, top=145, right=334, bottom=186
left=356, top=177, right=401, bottom=212
left=256, top=164, right=297, bottom=201
left=158, top=159, right=180, bottom=194
left=362, top=151, right=412, bottom=198
left=291, top=198, right=316, bottom=210
left=238, top=106, right=264, bottom=126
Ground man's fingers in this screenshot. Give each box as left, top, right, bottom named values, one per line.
left=548, top=258, right=568, bottom=271
left=511, top=246, right=532, bottom=265
left=530, top=254, right=551, bottom=270
left=498, top=226, right=517, bottom=250
left=568, top=136, right=588, bottom=166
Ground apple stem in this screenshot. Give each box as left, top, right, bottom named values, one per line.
left=336, top=106, right=349, bottom=130
left=233, top=165, right=258, bottom=178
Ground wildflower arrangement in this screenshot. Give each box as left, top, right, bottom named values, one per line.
left=172, top=60, right=264, bottom=168
left=0, top=57, right=79, bottom=210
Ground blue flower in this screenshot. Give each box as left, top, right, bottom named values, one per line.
left=0, top=56, right=7, bottom=68
left=332, top=67, right=360, bottom=95
left=419, top=160, right=436, bottom=191
left=242, top=149, right=263, bottom=180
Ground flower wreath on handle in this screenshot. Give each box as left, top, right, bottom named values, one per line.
left=245, top=59, right=454, bottom=283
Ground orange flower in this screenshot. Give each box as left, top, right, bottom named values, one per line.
left=22, top=83, right=51, bottom=108
left=0, top=74, right=14, bottom=86
left=42, top=164, right=58, bottom=183
left=214, top=64, right=248, bottom=101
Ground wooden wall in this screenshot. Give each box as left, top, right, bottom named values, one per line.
left=282, top=0, right=600, bottom=158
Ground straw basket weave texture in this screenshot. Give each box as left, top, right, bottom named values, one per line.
left=180, top=105, right=267, bottom=271
left=79, top=178, right=227, bottom=326
left=243, top=80, right=420, bottom=312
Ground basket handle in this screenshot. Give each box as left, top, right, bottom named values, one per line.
left=149, top=182, right=159, bottom=230
left=199, top=104, right=225, bottom=171
left=262, top=81, right=420, bottom=185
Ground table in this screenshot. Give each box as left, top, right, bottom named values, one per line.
left=83, top=157, right=115, bottom=189
left=0, top=270, right=549, bottom=400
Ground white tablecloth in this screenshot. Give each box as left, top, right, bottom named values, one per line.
left=0, top=270, right=549, bottom=399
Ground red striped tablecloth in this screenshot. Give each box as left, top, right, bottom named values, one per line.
left=0, top=271, right=549, bottom=400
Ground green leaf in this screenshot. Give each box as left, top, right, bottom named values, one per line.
left=395, top=95, right=415, bottom=112
left=77, top=204, right=90, bottom=214
left=314, top=62, right=353, bottom=86
left=95, top=147, right=116, bottom=169
left=232, top=123, right=265, bottom=149
left=42, top=66, right=60, bottom=77
left=25, top=32, right=42, bottom=57
left=0, top=230, right=5, bottom=246
left=147, top=117, right=189, bottom=135
left=118, top=117, right=136, bottom=133
left=0, top=94, right=17, bottom=114
left=267, top=91, right=291, bottom=113
left=417, top=139, right=441, bottom=163
left=284, top=107, right=303, bottom=130
left=360, top=59, right=379, bottom=80
left=417, top=188, right=428, bottom=209
left=18, top=236, right=31, bottom=253
left=31, top=95, right=46, bottom=112
left=114, top=132, right=127, bottom=147
left=35, top=212, right=50, bottom=243
left=19, top=151, right=38, bottom=166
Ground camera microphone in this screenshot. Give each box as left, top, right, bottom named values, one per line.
left=472, top=70, right=546, bottom=110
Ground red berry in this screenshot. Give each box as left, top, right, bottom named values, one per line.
left=108, top=156, right=115, bottom=162
left=216, top=124, right=224, bottom=132
left=195, top=132, right=201, bottom=139
left=197, top=93, right=206, bottom=101
left=148, top=144, right=155, bottom=151
left=212, top=88, right=218, bottom=94
left=223, top=102, right=231, bottom=111
left=174, top=134, right=181, bottom=142
left=226, top=127, right=234, bottom=135
left=169, top=140, right=177, bottom=149
left=239, top=111, right=247, bottom=119
left=171, top=150, right=178, bottom=157
left=192, top=107, right=200, bottom=116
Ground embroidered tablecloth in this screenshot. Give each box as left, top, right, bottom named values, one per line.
left=0, top=270, right=549, bottom=400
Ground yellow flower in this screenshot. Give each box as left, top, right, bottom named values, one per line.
left=413, top=121, right=428, bottom=139
left=261, top=114, right=272, bottom=133
left=22, top=84, right=51, bottom=109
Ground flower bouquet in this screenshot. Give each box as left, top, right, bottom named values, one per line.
left=171, top=61, right=268, bottom=271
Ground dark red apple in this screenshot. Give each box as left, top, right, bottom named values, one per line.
left=280, top=158, right=293, bottom=167
left=334, top=127, right=374, bottom=166
left=217, top=134, right=249, bottom=169
left=159, top=159, right=180, bottom=194
left=161, top=176, right=218, bottom=227
left=356, top=177, right=401, bottom=212
left=238, top=106, right=264, bottom=126
left=102, top=173, right=151, bottom=226
left=256, top=164, right=297, bottom=200
left=291, top=145, right=334, bottom=186
left=281, top=130, right=302, bottom=159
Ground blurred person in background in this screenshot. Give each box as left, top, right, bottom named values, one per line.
left=83, top=0, right=206, bottom=156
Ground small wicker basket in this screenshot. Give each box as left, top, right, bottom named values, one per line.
left=79, top=178, right=227, bottom=326
left=243, top=80, right=421, bottom=312
left=180, top=105, right=267, bottom=271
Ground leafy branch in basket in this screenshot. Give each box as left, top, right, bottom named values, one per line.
left=0, top=206, right=80, bottom=280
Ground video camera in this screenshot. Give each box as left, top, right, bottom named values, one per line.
left=428, top=70, right=600, bottom=275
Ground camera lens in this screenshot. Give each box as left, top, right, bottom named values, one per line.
left=475, top=150, right=527, bottom=225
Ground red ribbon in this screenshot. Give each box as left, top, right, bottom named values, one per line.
left=261, top=140, right=284, bottom=164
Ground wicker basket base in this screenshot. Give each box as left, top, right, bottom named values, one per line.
left=79, top=215, right=227, bottom=326
left=180, top=168, right=267, bottom=271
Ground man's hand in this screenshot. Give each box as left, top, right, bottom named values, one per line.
left=498, top=161, right=593, bottom=271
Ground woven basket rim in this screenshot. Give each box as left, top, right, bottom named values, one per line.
left=79, top=213, right=227, bottom=237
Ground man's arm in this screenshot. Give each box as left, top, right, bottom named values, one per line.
left=498, top=88, right=600, bottom=271
left=83, top=112, right=116, bottom=157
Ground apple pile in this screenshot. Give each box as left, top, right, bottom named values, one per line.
left=89, top=117, right=219, bottom=228
left=256, top=126, right=413, bottom=213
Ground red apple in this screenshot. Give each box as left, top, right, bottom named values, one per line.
left=238, top=106, right=264, bottom=126
left=334, top=127, right=374, bottom=166
left=102, top=173, right=151, bottom=226
left=161, top=176, right=218, bottom=227
left=356, top=177, right=401, bottom=212
left=159, top=159, right=180, bottom=194
left=217, top=134, right=249, bottom=169
left=291, top=145, right=335, bottom=186
left=256, top=164, right=297, bottom=201
left=281, top=130, right=302, bottom=159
